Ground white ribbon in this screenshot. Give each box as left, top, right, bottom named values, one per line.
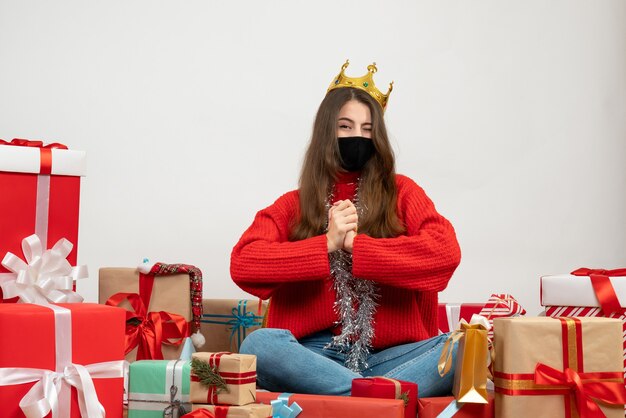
left=462, top=314, right=491, bottom=331
left=0, top=361, right=125, bottom=418
left=0, top=303, right=125, bottom=417
left=0, top=234, right=87, bottom=304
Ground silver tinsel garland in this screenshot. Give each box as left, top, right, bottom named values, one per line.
left=324, top=179, right=379, bottom=372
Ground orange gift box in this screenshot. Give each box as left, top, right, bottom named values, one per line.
left=256, top=391, right=405, bottom=418
left=0, top=139, right=85, bottom=300
left=0, top=303, right=126, bottom=417
left=417, top=394, right=494, bottom=418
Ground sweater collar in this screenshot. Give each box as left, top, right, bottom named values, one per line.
left=335, top=170, right=361, bottom=184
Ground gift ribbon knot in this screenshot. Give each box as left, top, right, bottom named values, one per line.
left=271, top=393, right=303, bottom=418
left=106, top=292, right=188, bottom=360
left=1, top=234, right=87, bottom=304
left=571, top=268, right=626, bottom=315
left=0, top=138, right=68, bottom=174
left=0, top=360, right=124, bottom=418
left=534, top=363, right=626, bottom=418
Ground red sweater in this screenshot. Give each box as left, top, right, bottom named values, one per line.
left=230, top=173, right=461, bottom=349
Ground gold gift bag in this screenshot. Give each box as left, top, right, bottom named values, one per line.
left=439, top=315, right=489, bottom=403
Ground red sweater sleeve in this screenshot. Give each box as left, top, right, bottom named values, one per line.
left=351, top=175, right=461, bottom=291
left=230, top=191, right=331, bottom=299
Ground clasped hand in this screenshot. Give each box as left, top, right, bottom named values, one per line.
left=326, top=199, right=358, bottom=253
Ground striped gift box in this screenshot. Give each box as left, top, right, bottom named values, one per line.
left=478, top=293, right=526, bottom=344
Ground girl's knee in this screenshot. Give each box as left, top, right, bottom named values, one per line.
left=240, top=328, right=293, bottom=355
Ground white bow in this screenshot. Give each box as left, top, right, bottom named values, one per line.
left=1, top=234, right=87, bottom=304
left=0, top=360, right=124, bottom=418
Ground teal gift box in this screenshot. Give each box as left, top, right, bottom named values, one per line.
left=128, top=359, right=191, bottom=418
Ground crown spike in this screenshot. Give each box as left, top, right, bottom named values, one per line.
left=327, top=60, right=392, bottom=111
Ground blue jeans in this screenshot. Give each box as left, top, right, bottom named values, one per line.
left=239, top=328, right=457, bottom=397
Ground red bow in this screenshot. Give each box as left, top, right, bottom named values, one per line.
left=106, top=292, right=188, bottom=360
left=534, top=363, right=626, bottom=418
left=0, top=138, right=68, bottom=149
left=571, top=268, right=626, bottom=315
left=0, top=138, right=68, bottom=174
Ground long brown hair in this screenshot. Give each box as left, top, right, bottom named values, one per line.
left=290, top=88, right=405, bottom=240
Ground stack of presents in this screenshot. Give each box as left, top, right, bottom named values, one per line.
left=1, top=138, right=625, bottom=418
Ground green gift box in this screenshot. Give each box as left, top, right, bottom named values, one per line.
left=129, top=359, right=192, bottom=418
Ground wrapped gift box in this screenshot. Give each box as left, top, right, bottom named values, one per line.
left=0, top=303, right=126, bottom=417
left=256, top=391, right=405, bottom=418
left=351, top=377, right=417, bottom=418
left=541, top=269, right=626, bottom=378
left=200, top=299, right=267, bottom=353
left=417, top=394, right=494, bottom=418
left=493, top=316, right=626, bottom=417
left=190, top=352, right=257, bottom=406
left=541, top=270, right=626, bottom=309
left=0, top=139, right=85, bottom=299
left=438, top=303, right=483, bottom=334
left=128, top=359, right=191, bottom=418
left=100, top=267, right=192, bottom=361
left=190, top=403, right=272, bottom=418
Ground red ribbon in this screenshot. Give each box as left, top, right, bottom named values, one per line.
left=534, top=363, right=626, bottom=418
left=105, top=292, right=188, bottom=360
left=571, top=268, right=626, bottom=315
left=0, top=138, right=68, bottom=175
left=181, top=407, right=229, bottom=418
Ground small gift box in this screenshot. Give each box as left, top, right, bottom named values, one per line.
left=493, top=316, right=626, bottom=417
left=190, top=352, right=257, bottom=406
left=100, top=263, right=204, bottom=361
left=200, top=299, right=267, bottom=353
left=0, top=139, right=86, bottom=300
left=128, top=359, right=191, bottom=418
left=477, top=294, right=525, bottom=345
left=189, top=403, right=272, bottom=418
left=439, top=315, right=490, bottom=404
left=255, top=391, right=405, bottom=418
left=0, top=303, right=126, bottom=417
left=351, top=377, right=417, bottom=418
left=438, top=303, right=484, bottom=334
left=417, top=393, right=494, bottom=418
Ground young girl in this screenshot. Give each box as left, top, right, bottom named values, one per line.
left=231, top=61, right=461, bottom=397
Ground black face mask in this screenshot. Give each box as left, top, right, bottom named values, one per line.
left=338, top=136, right=375, bottom=172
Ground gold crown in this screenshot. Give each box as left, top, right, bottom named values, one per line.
left=327, top=59, right=394, bottom=111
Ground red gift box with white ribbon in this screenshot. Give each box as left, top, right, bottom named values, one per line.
left=0, top=303, right=126, bottom=417
left=0, top=139, right=85, bottom=300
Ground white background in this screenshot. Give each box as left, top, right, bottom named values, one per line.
left=1, top=1, right=624, bottom=316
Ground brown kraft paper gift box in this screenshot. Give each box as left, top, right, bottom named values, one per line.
left=190, top=352, right=257, bottom=406
left=493, top=316, right=626, bottom=418
left=200, top=299, right=267, bottom=353
left=99, top=267, right=192, bottom=361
